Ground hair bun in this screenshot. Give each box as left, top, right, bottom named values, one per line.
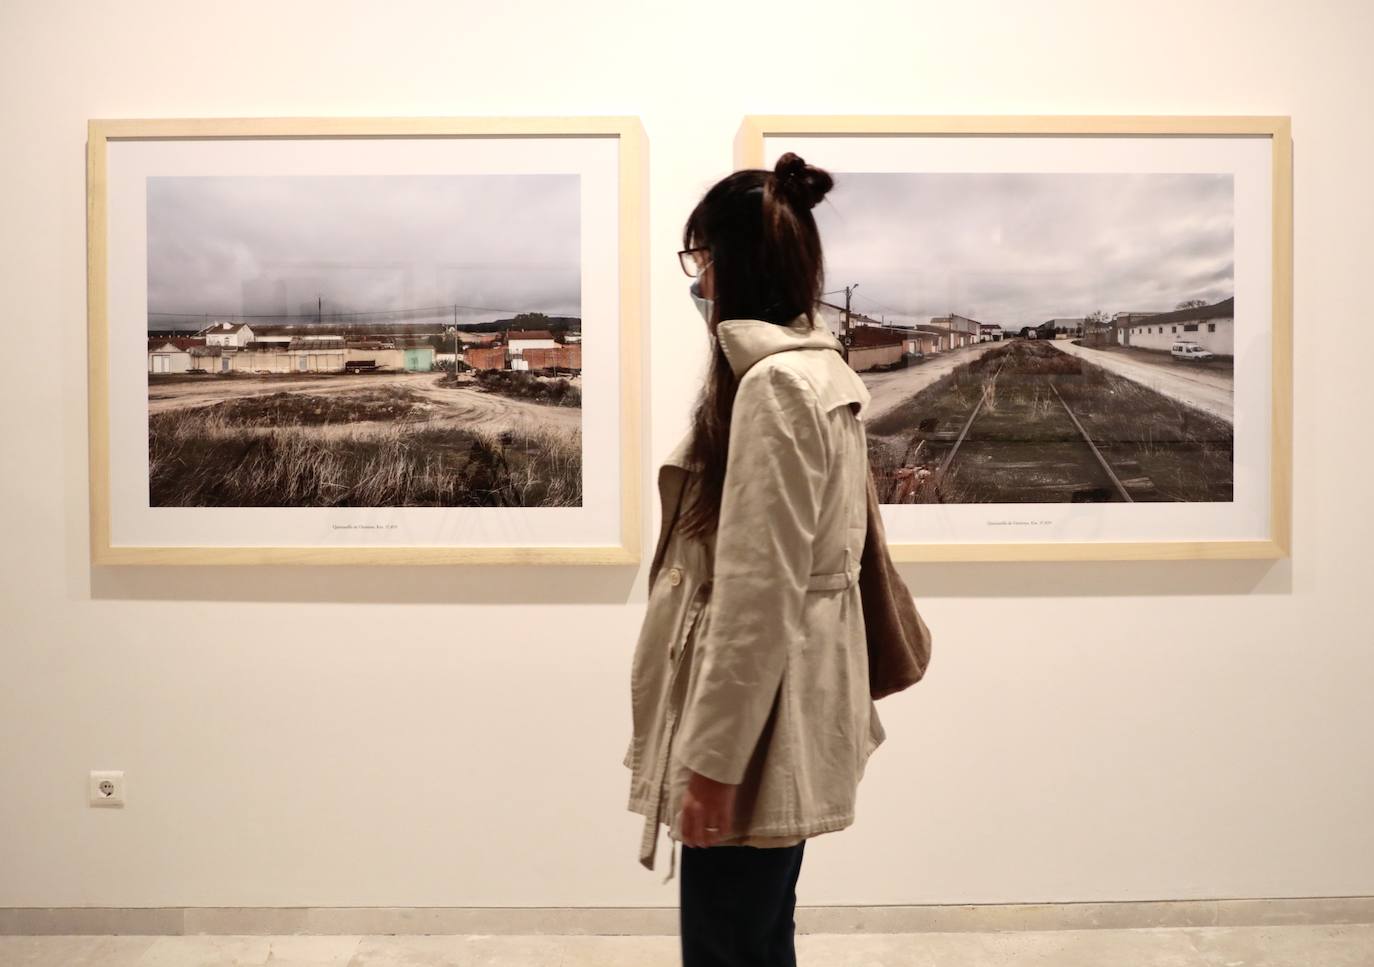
left=771, top=152, right=833, bottom=210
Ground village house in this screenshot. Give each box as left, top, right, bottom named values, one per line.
left=199, top=322, right=255, bottom=347
left=507, top=329, right=558, bottom=357
left=857, top=323, right=947, bottom=360
left=152, top=318, right=572, bottom=376
left=164, top=330, right=437, bottom=374
left=817, top=300, right=956, bottom=367
left=147, top=341, right=194, bottom=374
left=817, top=300, right=862, bottom=339
left=146, top=336, right=204, bottom=374
left=902, top=327, right=946, bottom=355
left=927, top=313, right=983, bottom=350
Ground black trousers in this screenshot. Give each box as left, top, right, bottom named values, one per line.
left=679, top=840, right=806, bottom=967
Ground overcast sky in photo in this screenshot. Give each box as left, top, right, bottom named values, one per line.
left=814, top=172, right=1234, bottom=329
left=146, top=174, right=580, bottom=327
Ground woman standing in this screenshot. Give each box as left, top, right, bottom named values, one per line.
left=624, top=152, right=886, bottom=967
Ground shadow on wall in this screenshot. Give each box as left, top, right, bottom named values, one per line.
left=86, top=556, right=1293, bottom=606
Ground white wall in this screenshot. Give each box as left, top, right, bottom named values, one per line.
left=1, top=0, right=1371, bottom=909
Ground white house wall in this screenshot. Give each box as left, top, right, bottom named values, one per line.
left=1125, top=316, right=1234, bottom=356
left=147, top=350, right=192, bottom=374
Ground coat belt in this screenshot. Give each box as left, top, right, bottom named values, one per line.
left=805, top=547, right=860, bottom=590
left=638, top=706, right=681, bottom=884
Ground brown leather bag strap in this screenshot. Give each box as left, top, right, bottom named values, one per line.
left=859, top=463, right=933, bottom=699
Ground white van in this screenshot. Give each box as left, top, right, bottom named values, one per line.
left=1170, top=341, right=1214, bottom=361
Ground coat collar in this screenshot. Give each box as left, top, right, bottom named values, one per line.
left=716, top=311, right=845, bottom=380
left=661, top=312, right=845, bottom=473
left=662, top=427, right=699, bottom=472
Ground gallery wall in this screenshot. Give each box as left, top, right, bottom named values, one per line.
left=1, top=0, right=1371, bottom=908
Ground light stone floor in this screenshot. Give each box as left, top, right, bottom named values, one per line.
left=2, top=924, right=1373, bottom=966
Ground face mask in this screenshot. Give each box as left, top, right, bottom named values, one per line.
left=689, top=278, right=714, bottom=323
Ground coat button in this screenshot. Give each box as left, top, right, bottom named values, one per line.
left=668, top=567, right=682, bottom=586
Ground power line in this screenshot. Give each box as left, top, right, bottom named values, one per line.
left=147, top=301, right=570, bottom=322
left=823, top=286, right=907, bottom=321
left=852, top=291, right=906, bottom=319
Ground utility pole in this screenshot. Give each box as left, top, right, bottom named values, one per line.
left=317, top=295, right=322, bottom=326
left=842, top=283, right=859, bottom=363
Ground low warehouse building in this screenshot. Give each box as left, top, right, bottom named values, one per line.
left=1114, top=297, right=1234, bottom=356
left=345, top=347, right=408, bottom=371
left=286, top=337, right=346, bottom=373
left=845, top=325, right=906, bottom=372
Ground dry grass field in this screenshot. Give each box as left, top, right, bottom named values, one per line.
left=146, top=373, right=582, bottom=507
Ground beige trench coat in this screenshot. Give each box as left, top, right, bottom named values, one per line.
left=623, top=311, right=887, bottom=883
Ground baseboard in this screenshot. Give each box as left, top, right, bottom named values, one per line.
left=3, top=897, right=1373, bottom=936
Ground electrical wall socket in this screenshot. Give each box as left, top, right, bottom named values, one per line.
left=89, top=770, right=125, bottom=807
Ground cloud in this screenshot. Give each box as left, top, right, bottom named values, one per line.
left=147, top=174, right=581, bottom=325
left=815, top=172, right=1234, bottom=326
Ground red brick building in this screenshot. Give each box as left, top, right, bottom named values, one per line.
left=522, top=344, right=582, bottom=371
left=464, top=345, right=507, bottom=370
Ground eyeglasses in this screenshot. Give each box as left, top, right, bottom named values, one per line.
left=678, top=247, right=712, bottom=278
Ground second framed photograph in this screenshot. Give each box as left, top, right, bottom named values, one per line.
left=737, top=114, right=1291, bottom=562
left=89, top=116, right=644, bottom=565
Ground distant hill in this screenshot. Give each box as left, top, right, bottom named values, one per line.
left=466, top=315, right=582, bottom=335
left=148, top=313, right=582, bottom=337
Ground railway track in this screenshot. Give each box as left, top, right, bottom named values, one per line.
left=881, top=355, right=1160, bottom=504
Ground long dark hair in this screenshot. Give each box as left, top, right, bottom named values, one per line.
left=676, top=152, right=835, bottom=540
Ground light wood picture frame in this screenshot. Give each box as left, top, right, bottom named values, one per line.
left=737, top=114, right=1292, bottom=562
left=88, top=116, right=645, bottom=565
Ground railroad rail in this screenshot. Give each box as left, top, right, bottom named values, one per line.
left=876, top=355, right=1158, bottom=504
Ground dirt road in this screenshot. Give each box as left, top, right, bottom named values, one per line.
left=409, top=380, right=581, bottom=435
left=147, top=372, right=432, bottom=413
left=148, top=371, right=581, bottom=436
left=859, top=342, right=1003, bottom=422
left=1047, top=340, right=1235, bottom=424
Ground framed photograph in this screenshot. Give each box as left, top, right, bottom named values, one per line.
left=88, top=116, right=644, bottom=565
left=736, top=115, right=1291, bottom=562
